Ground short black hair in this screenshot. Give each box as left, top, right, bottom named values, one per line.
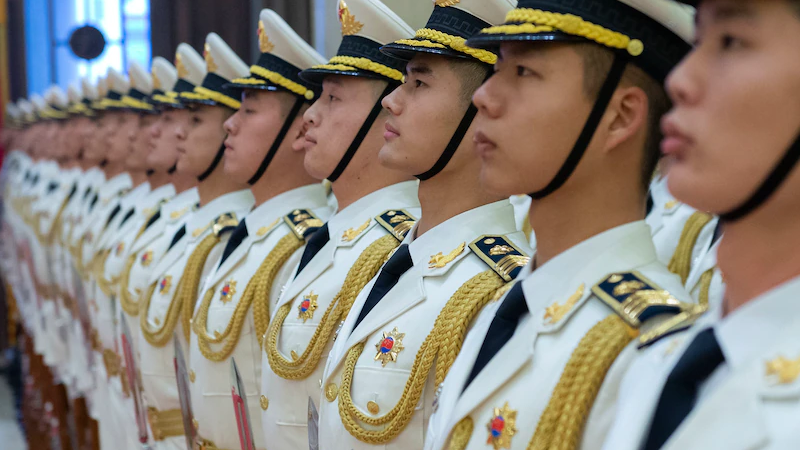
left=574, top=43, right=670, bottom=193
left=447, top=58, right=491, bottom=108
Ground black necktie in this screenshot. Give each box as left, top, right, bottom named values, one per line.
left=642, top=328, right=725, bottom=450
left=167, top=225, right=186, bottom=251
left=463, top=283, right=528, bottom=391
left=352, top=244, right=413, bottom=329
left=118, top=207, right=136, bottom=229
left=219, top=219, right=248, bottom=267
left=295, top=223, right=330, bottom=277
left=104, top=204, right=122, bottom=228
left=143, top=210, right=161, bottom=232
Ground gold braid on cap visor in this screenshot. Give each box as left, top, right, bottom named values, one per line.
left=151, top=92, right=181, bottom=105
left=231, top=65, right=315, bottom=100
left=312, top=56, right=404, bottom=82
left=180, top=86, right=242, bottom=110
left=122, top=96, right=154, bottom=111
left=394, top=28, right=498, bottom=65
left=480, top=8, right=645, bottom=57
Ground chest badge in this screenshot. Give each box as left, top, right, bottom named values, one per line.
left=140, top=250, right=153, bottom=267
left=220, top=280, right=237, bottom=303
left=159, top=276, right=172, bottom=295
left=115, top=242, right=125, bottom=256
left=374, top=327, right=405, bottom=367
left=766, top=355, right=800, bottom=384
left=429, top=242, right=466, bottom=269
left=486, top=402, right=518, bottom=449
left=298, top=291, right=318, bottom=322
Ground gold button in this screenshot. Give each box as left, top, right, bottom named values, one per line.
left=627, top=39, right=644, bottom=57
left=367, top=401, right=380, bottom=415
left=189, top=370, right=196, bottom=383
left=260, top=395, right=269, bottom=411
left=325, top=383, right=338, bottom=402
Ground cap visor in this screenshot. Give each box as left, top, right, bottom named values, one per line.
left=299, top=67, right=387, bottom=86
left=466, top=30, right=584, bottom=50
left=380, top=41, right=473, bottom=62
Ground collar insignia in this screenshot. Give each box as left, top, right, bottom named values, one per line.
left=342, top=218, right=371, bottom=243
left=544, top=283, right=585, bottom=325
left=429, top=242, right=466, bottom=269
left=766, top=355, right=800, bottom=384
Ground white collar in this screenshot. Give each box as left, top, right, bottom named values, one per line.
left=327, top=180, right=419, bottom=236
left=244, top=184, right=328, bottom=234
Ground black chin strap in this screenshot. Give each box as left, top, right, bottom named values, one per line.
left=529, top=54, right=629, bottom=199
left=198, top=142, right=225, bottom=182
left=416, top=103, right=479, bottom=180
left=720, top=134, right=800, bottom=222
left=167, top=163, right=178, bottom=174
left=248, top=96, right=305, bottom=185
left=327, top=83, right=396, bottom=182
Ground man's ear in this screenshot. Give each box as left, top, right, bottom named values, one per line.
left=602, top=85, right=648, bottom=154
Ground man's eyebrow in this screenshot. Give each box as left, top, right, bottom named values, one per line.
left=406, top=63, right=433, bottom=76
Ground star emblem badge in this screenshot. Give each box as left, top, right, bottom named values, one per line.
left=374, top=327, right=405, bottom=367
left=220, top=280, right=237, bottom=303
left=159, top=275, right=172, bottom=295
left=140, top=250, right=153, bottom=267
left=298, top=291, right=318, bottom=322
left=486, top=402, right=517, bottom=449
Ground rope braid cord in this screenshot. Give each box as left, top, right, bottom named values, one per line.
left=314, top=56, right=405, bottom=82
left=482, top=9, right=644, bottom=57
left=697, top=269, right=715, bottom=307
left=118, top=254, right=140, bottom=316
left=446, top=417, right=475, bottom=450
left=192, top=232, right=305, bottom=362
left=527, top=316, right=636, bottom=450
left=139, top=233, right=220, bottom=346
left=266, top=234, right=400, bottom=380
left=394, top=29, right=497, bottom=64
left=667, top=212, right=713, bottom=284
left=337, top=270, right=506, bottom=444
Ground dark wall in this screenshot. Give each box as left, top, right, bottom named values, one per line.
left=150, top=0, right=312, bottom=65
left=7, top=0, right=27, bottom=101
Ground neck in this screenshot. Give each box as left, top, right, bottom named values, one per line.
left=79, top=158, right=96, bottom=171
left=717, top=210, right=800, bottom=315
left=128, top=169, right=148, bottom=187
left=148, top=170, right=171, bottom=189
left=330, top=149, right=413, bottom=211
left=196, top=166, right=246, bottom=206
left=250, top=167, right=318, bottom=206
left=531, top=178, right=644, bottom=266
left=416, top=168, right=501, bottom=237
left=170, top=172, right=196, bottom=194
left=103, top=161, right=126, bottom=180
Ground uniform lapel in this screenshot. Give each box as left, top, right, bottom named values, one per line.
left=277, top=239, right=335, bottom=309
left=148, top=236, right=189, bottom=285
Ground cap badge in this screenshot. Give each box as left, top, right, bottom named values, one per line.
left=374, top=327, right=405, bottom=367
left=175, top=54, right=189, bottom=79
left=435, top=0, right=461, bottom=6
left=486, top=402, right=517, bottom=449
left=258, top=20, right=275, bottom=53
left=338, top=0, right=364, bottom=36
left=204, top=43, right=218, bottom=73
left=298, top=291, right=319, bottom=322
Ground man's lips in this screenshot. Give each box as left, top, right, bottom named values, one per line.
left=474, top=131, right=497, bottom=156
left=384, top=122, right=400, bottom=141
left=660, top=116, right=693, bottom=159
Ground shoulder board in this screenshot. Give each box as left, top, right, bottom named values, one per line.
left=469, top=235, right=530, bottom=282
left=636, top=305, right=707, bottom=349
left=375, top=209, right=417, bottom=242
left=212, top=212, right=240, bottom=237
left=592, top=271, right=702, bottom=332
left=283, top=209, right=324, bottom=240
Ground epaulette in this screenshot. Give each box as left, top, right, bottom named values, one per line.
left=469, top=235, right=530, bottom=282
left=283, top=209, right=324, bottom=239
left=375, top=209, right=417, bottom=242
left=592, top=271, right=707, bottom=348
left=212, top=212, right=240, bottom=237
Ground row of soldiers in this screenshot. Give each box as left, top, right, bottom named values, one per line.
left=1, top=0, right=797, bottom=449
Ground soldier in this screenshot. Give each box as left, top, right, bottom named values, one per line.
left=422, top=1, right=699, bottom=449
left=186, top=10, right=331, bottom=450
left=602, top=0, right=800, bottom=448
left=313, top=1, right=532, bottom=449
left=138, top=33, right=255, bottom=449
left=131, top=44, right=204, bottom=450
left=257, top=1, right=422, bottom=447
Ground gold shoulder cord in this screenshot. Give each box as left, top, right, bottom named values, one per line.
left=697, top=268, right=715, bottom=307
left=93, top=249, right=114, bottom=296
left=119, top=254, right=140, bottom=316
left=338, top=269, right=505, bottom=444
left=139, top=233, right=219, bottom=346
left=446, top=417, right=475, bottom=450
left=265, top=234, right=400, bottom=380
left=179, top=234, right=222, bottom=342
left=667, top=211, right=713, bottom=284
left=192, top=232, right=305, bottom=362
